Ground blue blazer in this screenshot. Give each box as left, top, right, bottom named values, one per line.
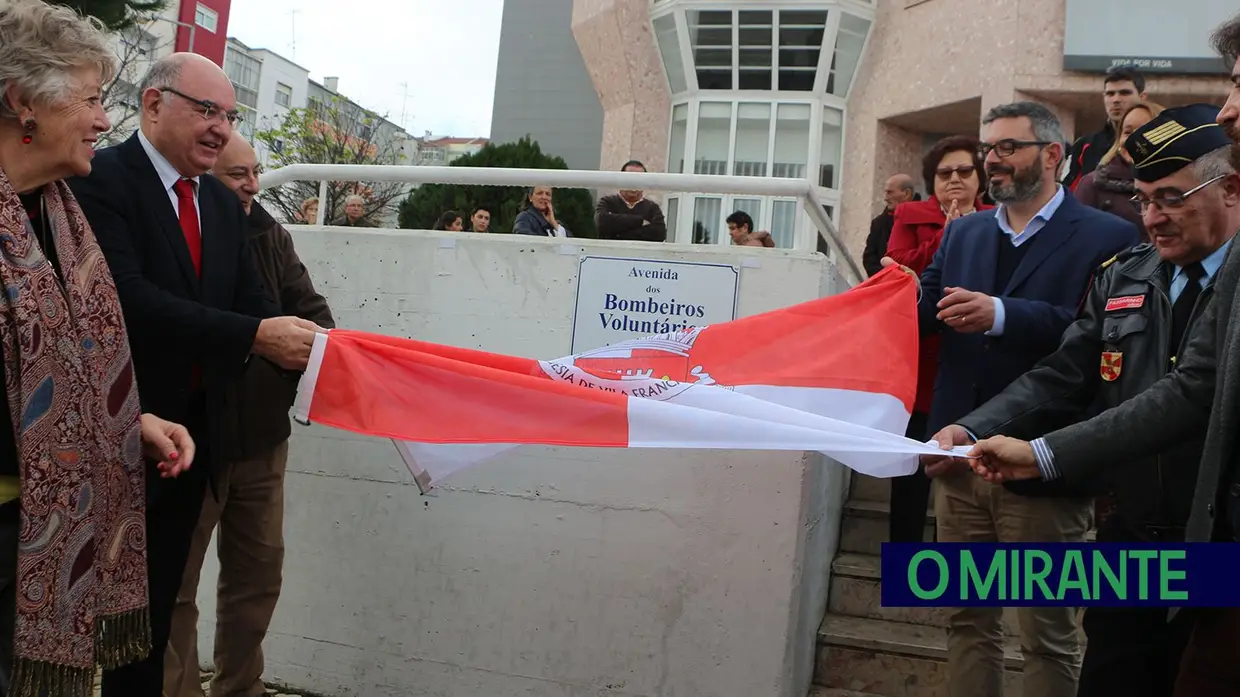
left=920, top=191, right=1140, bottom=442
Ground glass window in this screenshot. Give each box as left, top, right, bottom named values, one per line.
left=773, top=103, right=811, bottom=179
left=224, top=47, right=261, bottom=110
left=668, top=103, right=689, bottom=174
left=771, top=200, right=797, bottom=249
left=694, top=102, right=732, bottom=176
left=654, top=14, right=688, bottom=94
left=733, top=103, right=770, bottom=177
left=777, top=10, right=827, bottom=91
left=693, top=197, right=723, bottom=244
left=688, top=10, right=733, bottom=90
left=737, top=10, right=772, bottom=90
left=194, top=3, right=218, bottom=32
left=828, top=13, right=871, bottom=97
left=666, top=197, right=680, bottom=240
left=817, top=204, right=835, bottom=255
left=819, top=107, right=844, bottom=189
left=275, top=83, right=292, bottom=107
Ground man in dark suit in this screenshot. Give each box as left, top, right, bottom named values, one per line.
left=886, top=101, right=1140, bottom=697
left=965, top=17, right=1240, bottom=697
left=68, top=53, right=324, bottom=697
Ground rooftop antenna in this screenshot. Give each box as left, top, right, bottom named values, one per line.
left=399, top=81, right=411, bottom=131
left=288, top=9, right=299, bottom=59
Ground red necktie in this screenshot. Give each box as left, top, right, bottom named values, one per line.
left=173, top=178, right=201, bottom=277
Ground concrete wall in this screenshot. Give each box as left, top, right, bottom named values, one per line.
left=194, top=230, right=852, bottom=697
left=490, top=0, right=605, bottom=171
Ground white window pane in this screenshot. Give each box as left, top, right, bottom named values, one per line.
left=733, top=103, right=770, bottom=177
left=829, top=14, right=871, bottom=97
left=693, top=197, right=722, bottom=244
left=666, top=197, right=679, bottom=239
left=694, top=102, right=731, bottom=176
left=689, top=10, right=733, bottom=89
left=777, top=10, right=827, bottom=91
left=669, top=103, right=689, bottom=174
left=819, top=107, right=843, bottom=189
left=773, top=104, right=811, bottom=179
left=771, top=200, right=797, bottom=249
left=732, top=198, right=762, bottom=228
left=737, top=10, right=772, bottom=90
left=654, top=14, right=687, bottom=94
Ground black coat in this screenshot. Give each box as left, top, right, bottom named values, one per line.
left=957, top=243, right=1214, bottom=536
left=67, top=134, right=279, bottom=440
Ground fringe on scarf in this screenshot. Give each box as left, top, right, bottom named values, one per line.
left=94, top=606, right=152, bottom=669
left=10, top=607, right=151, bottom=697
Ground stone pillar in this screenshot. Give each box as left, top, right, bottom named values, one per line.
left=571, top=0, right=672, bottom=173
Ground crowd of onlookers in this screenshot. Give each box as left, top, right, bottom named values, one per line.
left=863, top=41, right=1240, bottom=697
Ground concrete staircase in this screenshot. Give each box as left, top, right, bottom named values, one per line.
left=811, top=473, right=1024, bottom=697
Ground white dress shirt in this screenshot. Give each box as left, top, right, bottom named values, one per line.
left=137, top=129, right=201, bottom=222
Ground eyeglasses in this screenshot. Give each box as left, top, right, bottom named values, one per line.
left=160, top=88, right=242, bottom=126
left=936, top=165, right=976, bottom=180
left=1129, top=175, right=1226, bottom=214
left=976, top=139, right=1053, bottom=159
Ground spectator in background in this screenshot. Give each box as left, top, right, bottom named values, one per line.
left=469, top=206, right=491, bottom=232
left=596, top=159, right=667, bottom=241
left=1064, top=66, right=1147, bottom=189
left=726, top=211, right=774, bottom=247
left=330, top=194, right=377, bottom=227
left=433, top=210, right=464, bottom=231
left=1075, top=102, right=1164, bottom=240
left=862, top=173, right=918, bottom=276
left=514, top=185, right=571, bottom=237
left=884, top=135, right=991, bottom=545
left=298, top=196, right=318, bottom=224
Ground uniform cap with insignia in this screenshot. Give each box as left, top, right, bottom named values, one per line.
left=1128, top=104, right=1234, bottom=183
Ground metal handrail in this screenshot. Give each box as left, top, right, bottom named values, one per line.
left=258, top=164, right=864, bottom=286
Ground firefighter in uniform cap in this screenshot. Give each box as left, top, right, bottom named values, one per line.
left=924, top=103, right=1239, bottom=697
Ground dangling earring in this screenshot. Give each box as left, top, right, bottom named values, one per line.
left=21, top=118, right=35, bottom=144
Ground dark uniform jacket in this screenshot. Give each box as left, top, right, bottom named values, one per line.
left=217, top=202, right=335, bottom=462
left=957, top=243, right=1216, bottom=539
left=1064, top=122, right=1118, bottom=190
left=1043, top=235, right=1240, bottom=547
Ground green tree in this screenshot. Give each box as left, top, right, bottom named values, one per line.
left=50, top=0, right=166, bottom=30
left=398, top=137, right=596, bottom=237
left=255, top=96, right=409, bottom=224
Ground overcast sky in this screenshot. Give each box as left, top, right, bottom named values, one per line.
left=227, top=0, right=504, bottom=138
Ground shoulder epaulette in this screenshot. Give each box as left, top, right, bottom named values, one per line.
left=1099, top=243, right=1152, bottom=272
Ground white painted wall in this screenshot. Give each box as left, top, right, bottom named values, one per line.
left=193, top=230, right=852, bottom=697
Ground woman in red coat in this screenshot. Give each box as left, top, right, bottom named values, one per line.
left=884, top=135, right=992, bottom=543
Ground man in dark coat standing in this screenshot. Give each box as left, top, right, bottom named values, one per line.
left=891, top=100, right=1139, bottom=697
left=164, top=136, right=335, bottom=697
left=67, top=53, right=323, bottom=697
left=862, top=173, right=916, bottom=276
left=595, top=160, right=667, bottom=242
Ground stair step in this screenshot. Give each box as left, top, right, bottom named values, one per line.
left=849, top=473, right=890, bottom=503
left=838, top=500, right=934, bottom=556
left=815, top=614, right=1023, bottom=697
left=829, top=553, right=1018, bottom=632
left=809, top=688, right=889, bottom=697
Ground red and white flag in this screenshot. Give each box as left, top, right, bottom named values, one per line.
left=293, top=268, right=953, bottom=492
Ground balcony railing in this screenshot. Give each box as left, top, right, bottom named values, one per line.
left=257, top=164, right=864, bottom=286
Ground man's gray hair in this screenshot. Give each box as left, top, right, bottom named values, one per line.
left=1191, top=145, right=1239, bottom=183
left=345, top=194, right=365, bottom=205
left=982, top=101, right=1066, bottom=146
left=0, top=0, right=116, bottom=119
left=137, top=56, right=184, bottom=96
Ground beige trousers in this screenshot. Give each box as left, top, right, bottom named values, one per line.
left=934, top=471, right=1091, bottom=697
left=163, top=440, right=288, bottom=697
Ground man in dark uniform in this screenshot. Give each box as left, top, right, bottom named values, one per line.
left=926, top=103, right=1237, bottom=697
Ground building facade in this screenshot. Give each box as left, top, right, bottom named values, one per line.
left=490, top=0, right=606, bottom=171
left=492, top=0, right=1232, bottom=260
left=414, top=136, right=491, bottom=166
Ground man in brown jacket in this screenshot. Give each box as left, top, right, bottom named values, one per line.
left=164, top=136, right=335, bottom=697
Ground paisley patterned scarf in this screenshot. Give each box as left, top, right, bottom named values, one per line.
left=0, top=170, right=148, bottom=697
